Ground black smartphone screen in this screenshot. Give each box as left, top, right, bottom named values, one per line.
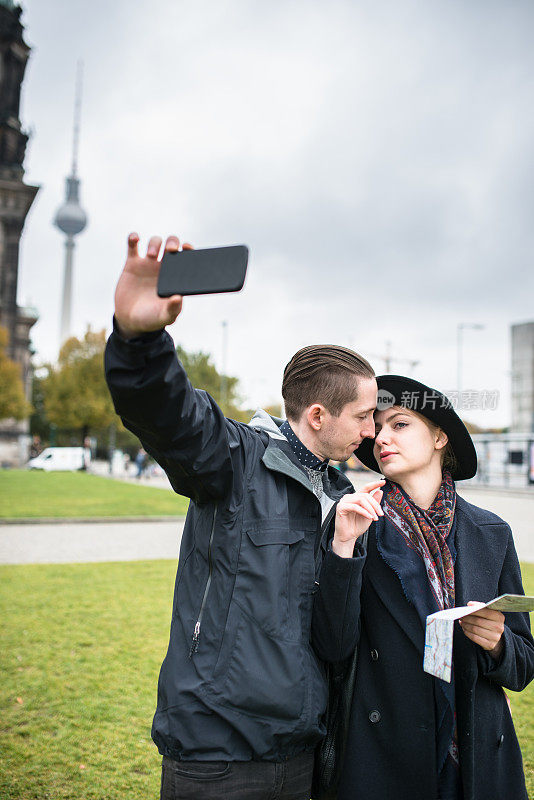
left=157, top=245, right=249, bottom=297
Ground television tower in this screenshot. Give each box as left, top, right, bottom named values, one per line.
left=54, top=61, right=88, bottom=348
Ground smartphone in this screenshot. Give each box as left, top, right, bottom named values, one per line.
left=157, top=245, right=249, bottom=297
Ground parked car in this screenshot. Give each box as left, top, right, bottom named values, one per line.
left=27, top=447, right=90, bottom=472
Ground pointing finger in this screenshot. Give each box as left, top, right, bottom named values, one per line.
left=362, top=480, right=386, bottom=493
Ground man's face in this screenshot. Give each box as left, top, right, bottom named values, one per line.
left=317, top=377, right=377, bottom=462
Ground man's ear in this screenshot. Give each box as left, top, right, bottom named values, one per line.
left=306, top=404, right=325, bottom=431
left=435, top=428, right=449, bottom=451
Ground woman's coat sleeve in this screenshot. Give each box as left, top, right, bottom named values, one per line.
left=476, top=525, right=534, bottom=692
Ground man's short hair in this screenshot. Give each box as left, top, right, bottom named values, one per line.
left=282, top=344, right=375, bottom=421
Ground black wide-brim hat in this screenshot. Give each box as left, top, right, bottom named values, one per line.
left=355, top=375, right=477, bottom=481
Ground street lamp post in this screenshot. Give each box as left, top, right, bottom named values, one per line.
left=220, top=320, right=228, bottom=412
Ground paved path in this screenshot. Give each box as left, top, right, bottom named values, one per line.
left=0, top=486, right=532, bottom=566
left=459, top=487, right=534, bottom=563
left=0, top=518, right=185, bottom=565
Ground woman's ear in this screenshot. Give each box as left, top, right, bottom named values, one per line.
left=435, top=428, right=449, bottom=451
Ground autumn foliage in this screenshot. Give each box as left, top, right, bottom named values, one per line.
left=0, top=325, right=31, bottom=421
left=42, top=328, right=116, bottom=438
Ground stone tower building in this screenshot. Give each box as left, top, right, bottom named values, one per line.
left=0, top=1, right=39, bottom=465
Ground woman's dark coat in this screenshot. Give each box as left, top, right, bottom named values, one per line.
left=312, top=495, right=534, bottom=800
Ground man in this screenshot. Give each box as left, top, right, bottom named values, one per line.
left=105, top=233, right=381, bottom=800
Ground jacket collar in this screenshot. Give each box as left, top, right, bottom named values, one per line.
left=248, top=408, right=286, bottom=439
left=262, top=439, right=355, bottom=523
left=250, top=408, right=354, bottom=500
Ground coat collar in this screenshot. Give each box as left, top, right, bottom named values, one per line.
left=454, top=494, right=509, bottom=605
left=366, top=525, right=425, bottom=654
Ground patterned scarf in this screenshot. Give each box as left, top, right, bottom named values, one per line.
left=377, top=472, right=461, bottom=792
left=382, top=471, right=456, bottom=613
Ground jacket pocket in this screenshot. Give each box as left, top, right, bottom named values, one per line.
left=236, top=524, right=314, bottom=640
left=205, top=522, right=316, bottom=722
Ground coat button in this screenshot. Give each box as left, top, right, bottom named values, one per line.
left=370, top=649, right=379, bottom=661
left=369, top=710, right=381, bottom=724
left=498, top=734, right=504, bottom=747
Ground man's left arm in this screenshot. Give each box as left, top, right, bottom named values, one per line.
left=311, top=544, right=366, bottom=663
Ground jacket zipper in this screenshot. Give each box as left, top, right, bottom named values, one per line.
left=189, top=504, right=218, bottom=658
left=189, top=490, right=340, bottom=656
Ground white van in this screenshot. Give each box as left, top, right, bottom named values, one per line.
left=27, top=447, right=90, bottom=472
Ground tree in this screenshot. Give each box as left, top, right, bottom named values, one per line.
left=176, top=345, right=246, bottom=420
left=42, top=328, right=117, bottom=442
left=264, top=403, right=283, bottom=419
left=38, top=332, right=259, bottom=448
left=0, top=325, right=31, bottom=420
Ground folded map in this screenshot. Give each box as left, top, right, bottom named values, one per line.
left=423, top=595, right=534, bottom=683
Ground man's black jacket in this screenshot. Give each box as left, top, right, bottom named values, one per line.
left=104, top=327, right=363, bottom=762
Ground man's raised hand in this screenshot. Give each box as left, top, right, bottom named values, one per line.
left=114, top=233, right=193, bottom=339
left=332, top=479, right=385, bottom=558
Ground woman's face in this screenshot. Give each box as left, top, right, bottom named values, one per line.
left=373, top=406, right=446, bottom=482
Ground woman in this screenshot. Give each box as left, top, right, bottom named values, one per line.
left=312, top=375, right=534, bottom=800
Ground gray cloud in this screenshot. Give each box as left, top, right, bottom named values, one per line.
left=18, top=0, right=534, bottom=426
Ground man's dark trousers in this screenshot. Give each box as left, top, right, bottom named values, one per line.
left=160, top=752, right=314, bottom=800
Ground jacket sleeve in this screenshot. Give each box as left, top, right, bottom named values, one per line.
left=104, top=324, right=246, bottom=505
left=311, top=542, right=366, bottom=663
left=477, top=525, right=534, bottom=692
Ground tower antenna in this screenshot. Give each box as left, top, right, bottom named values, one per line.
left=71, top=60, right=83, bottom=177
left=53, top=61, right=88, bottom=349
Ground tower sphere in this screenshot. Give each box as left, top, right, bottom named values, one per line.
left=54, top=176, right=87, bottom=236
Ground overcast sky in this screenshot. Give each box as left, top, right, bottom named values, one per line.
left=17, top=0, right=534, bottom=427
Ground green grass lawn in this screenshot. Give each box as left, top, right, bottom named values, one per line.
left=1, top=560, right=533, bottom=799
left=0, top=560, right=176, bottom=799
left=509, top=561, right=534, bottom=794
left=0, top=470, right=189, bottom=519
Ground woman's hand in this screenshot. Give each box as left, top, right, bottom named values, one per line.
left=332, top=479, right=385, bottom=558
left=114, top=233, right=193, bottom=338
left=459, top=601, right=505, bottom=660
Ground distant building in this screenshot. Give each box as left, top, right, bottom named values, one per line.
left=511, top=321, right=534, bottom=433
left=0, top=1, right=39, bottom=466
